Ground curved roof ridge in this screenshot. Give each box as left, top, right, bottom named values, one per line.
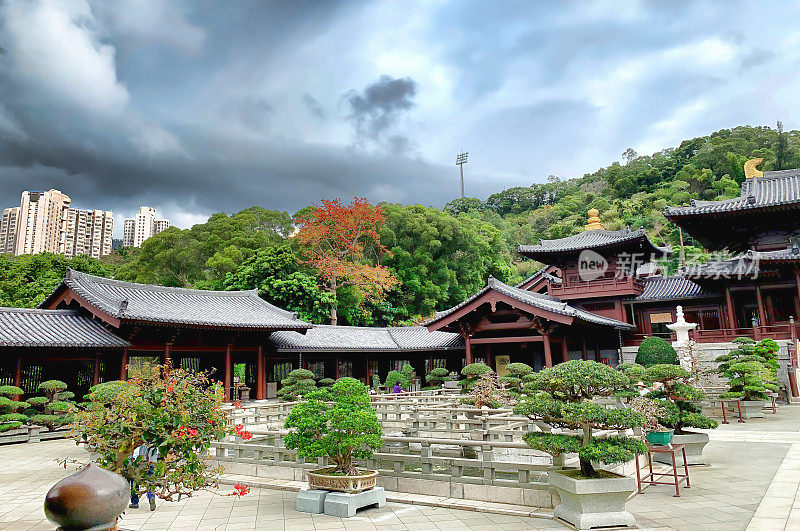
left=66, top=269, right=258, bottom=297
left=0, top=307, right=75, bottom=315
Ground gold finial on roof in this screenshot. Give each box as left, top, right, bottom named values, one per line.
left=744, top=158, right=764, bottom=179
left=585, top=208, right=605, bottom=231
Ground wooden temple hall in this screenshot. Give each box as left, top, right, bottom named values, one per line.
left=1, top=158, right=800, bottom=399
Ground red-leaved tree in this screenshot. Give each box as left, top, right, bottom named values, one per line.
left=296, top=198, right=398, bottom=325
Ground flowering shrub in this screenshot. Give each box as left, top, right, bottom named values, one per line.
left=73, top=363, right=240, bottom=501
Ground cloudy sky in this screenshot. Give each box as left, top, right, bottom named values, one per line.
left=1, top=0, right=799, bottom=235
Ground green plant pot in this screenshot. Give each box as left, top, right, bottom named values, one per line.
left=645, top=429, right=674, bottom=446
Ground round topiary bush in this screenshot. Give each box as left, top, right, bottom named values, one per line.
left=635, top=337, right=678, bottom=367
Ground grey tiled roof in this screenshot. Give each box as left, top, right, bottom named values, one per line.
left=270, top=325, right=464, bottom=352
left=41, top=269, right=312, bottom=330
left=428, top=277, right=634, bottom=330
left=515, top=267, right=562, bottom=288
left=664, top=169, right=800, bottom=217
left=633, top=276, right=711, bottom=302
left=682, top=247, right=800, bottom=278
left=518, top=228, right=670, bottom=257
left=0, top=307, right=130, bottom=348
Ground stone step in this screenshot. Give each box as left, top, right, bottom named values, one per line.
left=219, top=473, right=555, bottom=519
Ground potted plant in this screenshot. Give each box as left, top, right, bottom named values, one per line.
left=0, top=385, right=28, bottom=434
left=459, top=363, right=493, bottom=393
left=284, top=377, right=382, bottom=493
left=514, top=360, right=646, bottom=530
left=498, top=362, right=535, bottom=397
left=629, top=395, right=672, bottom=445
left=642, top=364, right=717, bottom=465
left=716, top=338, right=779, bottom=419
left=277, top=368, right=318, bottom=401
left=424, top=367, right=451, bottom=389
left=28, top=380, right=74, bottom=432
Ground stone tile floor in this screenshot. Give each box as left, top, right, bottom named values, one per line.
left=1, top=405, right=798, bottom=530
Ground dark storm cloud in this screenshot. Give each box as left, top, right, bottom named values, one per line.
left=345, top=76, right=417, bottom=140
left=1, top=0, right=800, bottom=233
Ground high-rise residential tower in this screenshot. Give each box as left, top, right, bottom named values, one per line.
left=14, top=189, right=71, bottom=256
left=122, top=206, right=170, bottom=247
left=63, top=208, right=114, bottom=258
left=0, top=207, right=20, bottom=254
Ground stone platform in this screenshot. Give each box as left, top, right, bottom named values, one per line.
left=296, top=486, right=387, bottom=518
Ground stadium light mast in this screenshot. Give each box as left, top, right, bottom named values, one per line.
left=456, top=152, right=469, bottom=198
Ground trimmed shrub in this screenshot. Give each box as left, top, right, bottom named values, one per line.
left=384, top=370, right=403, bottom=389
left=499, top=362, right=534, bottom=396
left=460, top=363, right=493, bottom=394
left=277, top=369, right=317, bottom=401
left=0, top=386, right=27, bottom=433
left=86, top=381, right=129, bottom=404
left=716, top=338, right=779, bottom=401
left=635, top=337, right=678, bottom=367
left=425, top=367, right=451, bottom=387
left=318, top=378, right=335, bottom=388
left=28, top=381, right=73, bottom=431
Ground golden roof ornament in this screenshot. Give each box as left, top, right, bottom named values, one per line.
left=585, top=208, right=605, bottom=231
left=744, top=158, right=764, bottom=179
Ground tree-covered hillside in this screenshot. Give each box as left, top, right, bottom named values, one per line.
left=2, top=124, right=797, bottom=324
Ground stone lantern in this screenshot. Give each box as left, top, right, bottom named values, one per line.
left=667, top=305, right=697, bottom=371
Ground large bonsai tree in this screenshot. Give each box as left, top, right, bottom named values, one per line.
left=385, top=364, right=415, bottom=390
left=73, top=364, right=232, bottom=501
left=635, top=336, right=679, bottom=367
left=277, top=368, right=317, bottom=401
left=284, top=377, right=382, bottom=475
left=499, top=362, right=535, bottom=397
left=425, top=367, right=451, bottom=389
left=619, top=364, right=718, bottom=434
left=716, top=338, right=779, bottom=400
left=514, top=360, right=646, bottom=478
left=0, top=386, right=28, bottom=432
left=28, top=380, right=73, bottom=431
left=460, top=363, right=493, bottom=393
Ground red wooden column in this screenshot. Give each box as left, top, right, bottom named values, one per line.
left=561, top=339, right=569, bottom=364
left=465, top=336, right=473, bottom=364
left=120, top=348, right=129, bottom=381
left=755, top=286, right=767, bottom=328
left=92, top=351, right=100, bottom=386
left=256, top=345, right=265, bottom=400
left=594, top=344, right=601, bottom=362
left=581, top=339, right=588, bottom=361
left=724, top=285, right=737, bottom=332
left=224, top=345, right=233, bottom=402
left=14, top=356, right=22, bottom=399
left=163, top=343, right=172, bottom=367
left=543, top=334, right=553, bottom=368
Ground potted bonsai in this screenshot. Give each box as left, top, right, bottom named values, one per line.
left=514, top=360, right=646, bottom=530
left=716, top=338, right=779, bottom=419
left=629, top=395, right=672, bottom=445
left=643, top=364, right=717, bottom=465
left=460, top=362, right=493, bottom=393
left=0, top=385, right=28, bottom=434
left=499, top=362, right=535, bottom=398
left=277, top=369, right=318, bottom=401
left=28, top=380, right=74, bottom=432
left=424, top=367, right=451, bottom=389
left=284, top=377, right=382, bottom=493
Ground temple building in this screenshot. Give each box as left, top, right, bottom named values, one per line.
left=1, top=158, right=799, bottom=399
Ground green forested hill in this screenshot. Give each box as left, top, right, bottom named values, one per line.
left=2, top=124, right=797, bottom=324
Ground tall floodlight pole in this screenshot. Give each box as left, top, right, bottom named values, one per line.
left=456, top=152, right=469, bottom=198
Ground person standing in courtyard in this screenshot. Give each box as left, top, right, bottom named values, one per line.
left=129, top=443, right=157, bottom=511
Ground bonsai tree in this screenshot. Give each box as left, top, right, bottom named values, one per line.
left=284, top=377, right=382, bottom=475
left=716, top=338, right=779, bottom=401
left=513, top=360, right=646, bottom=478
left=318, top=378, right=335, bottom=388
left=469, top=371, right=509, bottom=408
left=277, top=368, right=317, bottom=401
left=635, top=336, right=678, bottom=367
left=385, top=364, right=414, bottom=390
left=425, top=367, right=451, bottom=389
left=28, top=380, right=73, bottom=431
left=73, top=364, right=236, bottom=501
left=0, top=386, right=28, bottom=432
left=460, top=363, right=493, bottom=394
left=628, top=395, right=667, bottom=433
left=642, top=364, right=718, bottom=433
left=499, top=362, right=535, bottom=397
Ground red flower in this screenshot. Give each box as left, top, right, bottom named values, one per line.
left=228, top=484, right=250, bottom=496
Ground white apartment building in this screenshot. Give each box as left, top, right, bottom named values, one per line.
left=122, top=206, right=170, bottom=247
left=15, top=189, right=71, bottom=256
left=0, top=190, right=114, bottom=258
left=0, top=207, right=20, bottom=254
left=63, top=208, right=114, bottom=258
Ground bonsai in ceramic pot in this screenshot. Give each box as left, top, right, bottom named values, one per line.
left=628, top=395, right=673, bottom=446
left=514, top=361, right=646, bottom=530
left=715, top=338, right=779, bottom=419
left=284, top=377, right=382, bottom=493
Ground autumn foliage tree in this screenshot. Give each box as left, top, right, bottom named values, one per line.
left=296, top=198, right=398, bottom=324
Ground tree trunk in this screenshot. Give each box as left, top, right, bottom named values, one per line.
left=579, top=423, right=595, bottom=477
left=330, top=278, right=338, bottom=326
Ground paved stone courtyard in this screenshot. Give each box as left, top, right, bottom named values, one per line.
left=1, top=406, right=799, bottom=530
